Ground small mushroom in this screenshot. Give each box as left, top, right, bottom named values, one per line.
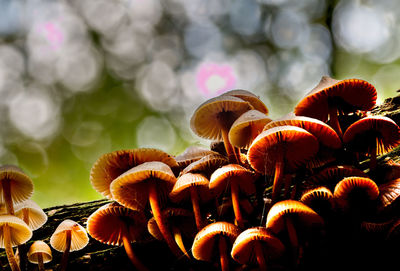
left=87, top=202, right=149, bottom=271
left=222, top=89, right=269, bottom=114
left=192, top=221, right=241, bottom=271
left=50, top=219, right=89, bottom=271
left=0, top=215, right=32, bottom=271
left=27, top=241, right=52, bottom=271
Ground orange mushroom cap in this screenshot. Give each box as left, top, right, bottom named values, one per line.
left=87, top=202, right=147, bottom=246
left=266, top=200, right=324, bottom=235
left=248, top=126, right=319, bottom=174
left=229, top=110, right=272, bottom=149
left=192, top=221, right=241, bottom=262
left=110, top=161, right=176, bottom=211
left=180, top=153, right=228, bottom=177
left=90, top=148, right=178, bottom=199
left=377, top=178, right=400, bottom=212
left=231, top=226, right=284, bottom=265
left=175, top=146, right=219, bottom=170
left=0, top=215, right=32, bottom=248
left=343, top=116, right=400, bottom=155
left=170, top=173, right=212, bottom=203
left=264, top=115, right=341, bottom=149
left=294, top=76, right=377, bottom=122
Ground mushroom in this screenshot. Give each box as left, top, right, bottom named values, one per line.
left=300, top=187, right=334, bottom=219
left=147, top=208, right=196, bottom=259
left=110, top=161, right=182, bottom=257
left=27, top=241, right=52, bottom=271
left=343, top=116, right=400, bottom=172
left=0, top=165, right=34, bottom=215
left=231, top=227, right=285, bottom=270
left=50, top=219, right=89, bottom=271
left=175, top=146, right=219, bottom=171
left=228, top=109, right=272, bottom=149
left=209, top=164, right=257, bottom=228
left=294, top=76, right=377, bottom=137
left=0, top=215, right=32, bottom=271
left=265, top=200, right=324, bottom=268
left=87, top=202, right=149, bottom=271
left=170, top=173, right=212, bottom=230
left=192, top=221, right=241, bottom=271
left=190, top=95, right=252, bottom=163
left=222, top=89, right=269, bottom=114
left=247, top=126, right=319, bottom=202
left=90, top=148, right=178, bottom=199
left=180, top=153, right=228, bottom=178
left=377, top=178, right=400, bottom=216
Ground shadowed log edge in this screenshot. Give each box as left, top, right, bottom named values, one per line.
left=1, top=93, right=400, bottom=271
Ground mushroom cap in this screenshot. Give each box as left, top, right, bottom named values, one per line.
left=190, top=95, right=252, bottom=141
left=229, top=110, right=272, bottom=148
left=14, top=200, right=47, bottom=231
left=169, top=173, right=212, bottom=203
left=110, top=161, right=177, bottom=210
left=0, top=215, right=32, bottom=248
left=222, top=89, right=269, bottom=114
left=181, top=153, right=228, bottom=177
left=247, top=126, right=319, bottom=174
left=266, top=200, right=324, bottom=235
left=263, top=115, right=342, bottom=149
left=90, top=148, right=178, bottom=199
left=231, top=227, right=285, bottom=265
left=294, top=76, right=377, bottom=121
left=27, top=240, right=52, bottom=264
left=50, top=219, right=89, bottom=252
left=377, top=178, right=400, bottom=211
left=302, top=165, right=368, bottom=191
left=147, top=208, right=195, bottom=241
left=209, top=164, right=257, bottom=196
left=0, top=165, right=34, bottom=205
left=192, top=221, right=241, bottom=262
left=343, top=116, right=400, bottom=155
left=300, top=186, right=334, bottom=211
left=333, top=177, right=379, bottom=209
left=175, top=146, right=219, bottom=170
left=87, top=202, right=147, bottom=246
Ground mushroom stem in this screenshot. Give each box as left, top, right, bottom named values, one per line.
left=221, top=128, right=240, bottom=164
left=4, top=224, right=20, bottom=271
left=271, top=154, right=284, bottom=203
left=172, top=226, right=190, bottom=259
left=37, top=253, right=44, bottom=271
left=122, top=235, right=149, bottom=271
left=218, top=236, right=229, bottom=271
left=254, top=241, right=267, bottom=271
left=328, top=105, right=342, bottom=138
left=230, top=181, right=244, bottom=228
left=3, top=178, right=14, bottom=215
left=190, top=187, right=204, bottom=230
left=285, top=216, right=299, bottom=267
left=148, top=182, right=182, bottom=257
left=59, top=230, right=71, bottom=271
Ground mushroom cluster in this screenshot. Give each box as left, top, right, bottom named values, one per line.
left=0, top=165, right=48, bottom=271
left=87, top=77, right=400, bottom=270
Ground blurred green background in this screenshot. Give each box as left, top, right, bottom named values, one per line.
left=0, top=0, right=399, bottom=207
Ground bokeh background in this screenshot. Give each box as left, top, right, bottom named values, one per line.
left=0, top=0, right=399, bottom=207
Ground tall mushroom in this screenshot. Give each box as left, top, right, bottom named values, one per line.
left=190, top=95, right=252, bottom=163
left=87, top=202, right=149, bottom=271
left=50, top=219, right=89, bottom=271
left=110, top=161, right=182, bottom=257
left=209, top=164, right=257, bottom=228
left=294, top=76, right=377, bottom=137
left=170, top=173, right=212, bottom=230
left=248, top=126, right=319, bottom=202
